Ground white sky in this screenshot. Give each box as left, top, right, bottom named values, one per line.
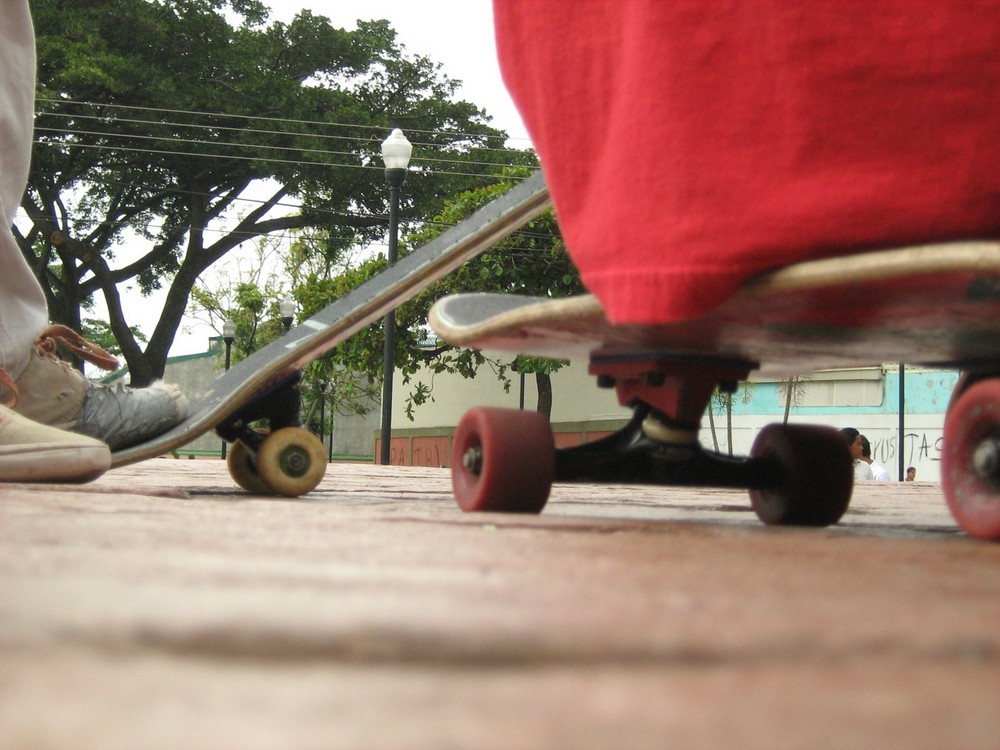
left=125, top=1, right=531, bottom=356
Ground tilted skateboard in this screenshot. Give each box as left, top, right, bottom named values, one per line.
left=110, top=172, right=552, bottom=496
left=429, top=243, right=1000, bottom=540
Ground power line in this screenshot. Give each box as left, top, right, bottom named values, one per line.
left=24, top=99, right=554, bottom=265
left=36, top=108, right=532, bottom=160
left=35, top=97, right=535, bottom=152
left=23, top=149, right=551, bottom=245
left=33, top=124, right=539, bottom=174
left=31, top=138, right=530, bottom=182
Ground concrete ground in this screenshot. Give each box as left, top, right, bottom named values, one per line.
left=1, top=460, right=998, bottom=749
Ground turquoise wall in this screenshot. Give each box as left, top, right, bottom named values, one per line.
left=724, top=369, right=959, bottom=417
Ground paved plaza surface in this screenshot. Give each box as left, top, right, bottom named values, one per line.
left=1, top=460, right=998, bottom=749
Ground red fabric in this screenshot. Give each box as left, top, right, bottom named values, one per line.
left=493, top=1, right=1000, bottom=324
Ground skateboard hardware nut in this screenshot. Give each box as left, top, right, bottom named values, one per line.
left=972, top=435, right=1000, bottom=484
left=463, top=446, right=484, bottom=476
left=644, top=371, right=667, bottom=387
left=279, top=447, right=311, bottom=477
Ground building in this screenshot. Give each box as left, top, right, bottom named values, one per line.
left=384, top=356, right=957, bottom=482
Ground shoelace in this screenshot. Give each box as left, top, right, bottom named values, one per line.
left=34, top=325, right=120, bottom=372
left=0, top=327, right=120, bottom=408
left=0, top=368, right=17, bottom=407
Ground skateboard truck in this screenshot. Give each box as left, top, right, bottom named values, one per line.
left=555, top=356, right=782, bottom=490
left=552, top=403, right=783, bottom=491
left=215, top=372, right=305, bottom=443
left=214, top=373, right=328, bottom=497
left=450, top=354, right=855, bottom=526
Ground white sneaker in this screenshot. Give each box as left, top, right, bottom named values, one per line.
left=0, top=400, right=110, bottom=483
left=3, top=325, right=188, bottom=451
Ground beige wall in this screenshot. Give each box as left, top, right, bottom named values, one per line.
left=391, top=352, right=631, bottom=430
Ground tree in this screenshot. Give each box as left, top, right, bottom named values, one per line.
left=779, top=376, right=811, bottom=424
left=17, top=0, right=515, bottom=385
left=708, top=382, right=755, bottom=455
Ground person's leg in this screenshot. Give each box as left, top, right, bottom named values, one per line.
left=0, top=0, right=182, bottom=476
left=0, top=0, right=47, bottom=380
left=0, top=0, right=110, bottom=482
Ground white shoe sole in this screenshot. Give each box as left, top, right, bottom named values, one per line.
left=0, top=443, right=111, bottom=483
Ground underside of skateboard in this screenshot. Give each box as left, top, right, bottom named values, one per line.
left=448, top=357, right=1000, bottom=541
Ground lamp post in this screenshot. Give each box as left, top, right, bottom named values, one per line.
left=223, top=319, right=236, bottom=370
left=379, top=128, right=412, bottom=465
left=317, top=378, right=327, bottom=449
left=221, top=319, right=236, bottom=459
left=279, top=298, right=296, bottom=334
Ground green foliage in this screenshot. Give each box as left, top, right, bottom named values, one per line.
left=80, top=317, right=147, bottom=357
left=187, top=238, right=296, bottom=359
left=291, top=169, right=583, bottom=419
left=190, top=170, right=581, bottom=426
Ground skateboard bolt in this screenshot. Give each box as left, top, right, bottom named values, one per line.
left=972, top=436, right=1000, bottom=482
left=281, top=448, right=310, bottom=477
left=644, top=371, right=666, bottom=387
left=462, top=446, right=484, bottom=476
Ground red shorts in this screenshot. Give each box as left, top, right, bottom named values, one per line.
left=494, top=0, right=1000, bottom=323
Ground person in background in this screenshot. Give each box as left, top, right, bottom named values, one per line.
left=860, top=434, right=890, bottom=481
left=905, top=466, right=917, bottom=482
left=840, top=427, right=873, bottom=481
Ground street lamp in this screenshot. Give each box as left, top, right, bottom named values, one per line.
left=279, top=298, right=296, bottom=334
left=223, top=319, right=236, bottom=371
left=317, top=378, right=327, bottom=448
left=221, top=319, right=236, bottom=459
left=379, top=128, right=412, bottom=465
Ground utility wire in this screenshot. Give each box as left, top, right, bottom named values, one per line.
left=35, top=97, right=535, bottom=151
left=25, top=100, right=553, bottom=259
left=33, top=124, right=538, bottom=173
left=31, top=138, right=529, bottom=181
left=37, top=108, right=532, bottom=160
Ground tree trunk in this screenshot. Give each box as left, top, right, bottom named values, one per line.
left=708, top=398, right=719, bottom=452
left=49, top=237, right=98, bottom=373
left=535, top=372, right=552, bottom=420
left=725, top=392, right=733, bottom=456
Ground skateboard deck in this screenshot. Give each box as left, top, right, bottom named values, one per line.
left=110, top=172, right=552, bottom=487
left=430, top=241, right=1000, bottom=540
left=429, top=242, right=1000, bottom=377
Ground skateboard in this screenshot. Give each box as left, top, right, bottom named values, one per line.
left=110, top=172, right=552, bottom=496
left=429, top=242, right=1000, bottom=540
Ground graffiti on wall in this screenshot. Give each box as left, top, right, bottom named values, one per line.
left=384, top=438, right=449, bottom=467
left=871, top=431, right=943, bottom=466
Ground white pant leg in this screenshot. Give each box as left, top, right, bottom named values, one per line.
left=0, top=0, right=47, bottom=379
